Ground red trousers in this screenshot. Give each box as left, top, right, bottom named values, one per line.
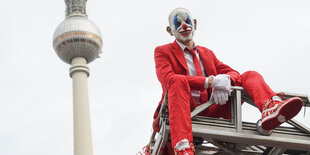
left=167, top=71, right=276, bottom=147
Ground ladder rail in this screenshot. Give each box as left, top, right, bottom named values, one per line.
left=149, top=92, right=169, bottom=155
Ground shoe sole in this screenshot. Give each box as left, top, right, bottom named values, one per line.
left=261, top=97, right=303, bottom=130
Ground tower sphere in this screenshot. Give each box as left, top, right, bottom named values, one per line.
left=53, top=15, right=103, bottom=64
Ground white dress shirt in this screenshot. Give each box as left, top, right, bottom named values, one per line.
left=176, top=40, right=209, bottom=104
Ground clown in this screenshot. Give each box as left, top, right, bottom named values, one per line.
left=138, top=8, right=303, bottom=155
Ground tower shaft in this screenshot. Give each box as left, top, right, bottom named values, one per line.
left=54, top=0, right=102, bottom=154
left=70, top=57, right=93, bottom=155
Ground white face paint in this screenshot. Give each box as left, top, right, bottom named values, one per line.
left=169, top=8, right=195, bottom=42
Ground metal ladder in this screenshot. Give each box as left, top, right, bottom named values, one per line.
left=148, top=86, right=310, bottom=155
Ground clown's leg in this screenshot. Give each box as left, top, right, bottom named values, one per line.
left=167, top=75, right=194, bottom=151
left=237, top=71, right=303, bottom=130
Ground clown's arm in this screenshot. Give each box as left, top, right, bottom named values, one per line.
left=211, top=50, right=240, bottom=84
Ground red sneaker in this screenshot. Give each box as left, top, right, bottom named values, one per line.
left=174, top=142, right=195, bottom=155
left=136, top=145, right=150, bottom=155
left=174, top=148, right=195, bottom=155
left=261, top=95, right=303, bottom=130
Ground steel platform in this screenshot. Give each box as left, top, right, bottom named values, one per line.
left=148, top=86, right=310, bottom=155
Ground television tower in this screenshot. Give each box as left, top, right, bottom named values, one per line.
left=53, top=0, right=102, bottom=155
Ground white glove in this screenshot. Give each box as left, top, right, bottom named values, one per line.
left=211, top=74, right=232, bottom=95
left=211, top=88, right=229, bottom=105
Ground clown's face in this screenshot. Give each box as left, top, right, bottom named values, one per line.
left=168, top=8, right=196, bottom=43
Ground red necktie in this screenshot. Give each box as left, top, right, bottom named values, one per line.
left=186, top=48, right=209, bottom=104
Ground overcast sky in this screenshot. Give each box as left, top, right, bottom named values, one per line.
left=0, top=0, right=309, bottom=154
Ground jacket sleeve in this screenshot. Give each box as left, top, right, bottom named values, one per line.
left=154, top=46, right=206, bottom=91
left=210, top=50, right=240, bottom=84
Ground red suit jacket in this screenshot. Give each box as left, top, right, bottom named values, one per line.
left=153, top=41, right=240, bottom=119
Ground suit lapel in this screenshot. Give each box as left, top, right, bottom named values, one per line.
left=197, top=46, right=216, bottom=76
left=171, top=41, right=189, bottom=74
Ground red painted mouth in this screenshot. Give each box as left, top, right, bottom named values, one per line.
left=179, top=30, right=192, bottom=37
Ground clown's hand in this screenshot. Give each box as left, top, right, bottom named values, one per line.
left=211, top=74, right=231, bottom=94
left=211, top=88, right=229, bottom=105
